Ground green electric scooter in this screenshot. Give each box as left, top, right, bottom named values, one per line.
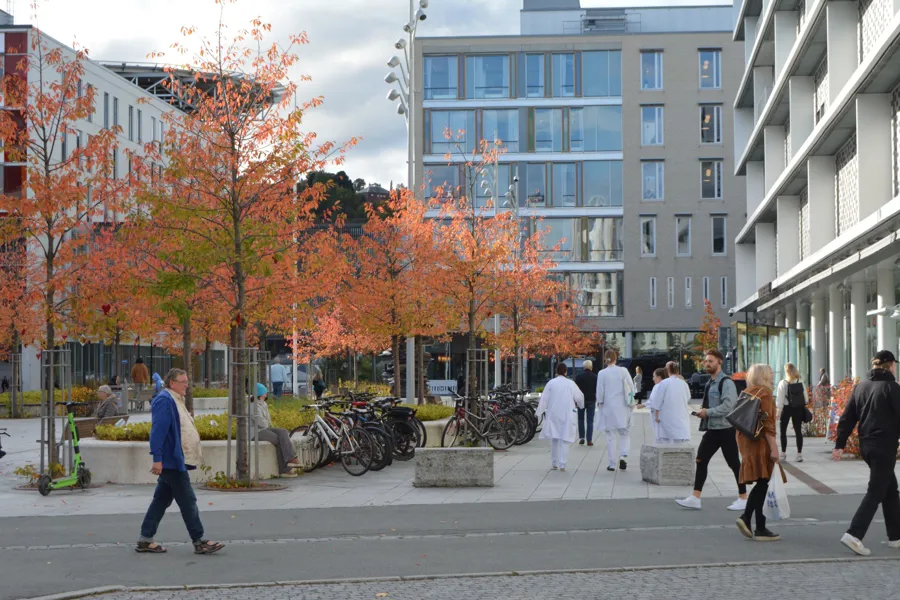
left=38, top=402, right=92, bottom=496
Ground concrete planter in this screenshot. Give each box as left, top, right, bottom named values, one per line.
left=192, top=397, right=228, bottom=411
left=640, top=443, right=695, bottom=486
left=79, top=439, right=280, bottom=485
left=423, top=418, right=450, bottom=448
left=414, top=447, right=494, bottom=487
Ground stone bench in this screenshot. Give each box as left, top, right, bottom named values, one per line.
left=414, top=447, right=494, bottom=488
left=640, top=443, right=695, bottom=486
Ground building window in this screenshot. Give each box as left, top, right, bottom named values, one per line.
left=640, top=216, right=656, bottom=257
left=583, top=161, right=623, bottom=207
left=424, top=56, right=458, bottom=100
left=424, top=165, right=460, bottom=200
left=685, top=277, right=692, bottom=308
left=533, top=108, right=564, bottom=152
left=699, top=49, right=722, bottom=89
left=641, top=161, right=664, bottom=200
left=86, top=84, right=94, bottom=123
left=586, top=217, right=624, bottom=261
left=583, top=50, right=622, bottom=97
left=526, top=54, right=544, bottom=97
left=700, top=104, right=722, bottom=144
left=60, top=132, right=67, bottom=161
left=667, top=277, right=675, bottom=308
left=473, top=164, right=511, bottom=208
left=641, top=105, right=664, bottom=146
left=75, top=131, right=82, bottom=167
left=720, top=276, right=728, bottom=308
left=465, top=55, right=510, bottom=99
left=103, top=92, right=109, bottom=129
left=552, top=163, right=577, bottom=207
left=113, top=97, right=119, bottom=130
left=482, top=109, right=519, bottom=152
left=430, top=110, right=475, bottom=154
left=151, top=116, right=157, bottom=143
left=649, top=277, right=657, bottom=309
left=572, top=272, right=624, bottom=317
left=640, top=51, right=663, bottom=90
left=552, top=53, right=575, bottom=98
left=676, top=216, right=691, bottom=257
left=112, top=148, right=117, bottom=180
left=703, top=276, right=710, bottom=302
left=701, top=160, right=723, bottom=199
left=137, top=109, right=142, bottom=142
left=570, top=106, right=623, bottom=152
left=712, top=216, right=727, bottom=255
left=538, top=218, right=577, bottom=261
left=524, top=163, right=546, bottom=206
left=128, top=105, right=134, bottom=141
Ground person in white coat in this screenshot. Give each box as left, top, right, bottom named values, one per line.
left=595, top=349, right=635, bottom=472
left=536, top=362, right=585, bottom=472
left=639, top=369, right=668, bottom=441
left=655, top=362, right=692, bottom=444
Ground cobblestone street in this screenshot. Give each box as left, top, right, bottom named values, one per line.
left=102, top=560, right=900, bottom=600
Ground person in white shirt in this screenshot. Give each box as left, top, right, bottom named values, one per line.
left=776, top=362, right=809, bottom=462
left=595, top=349, right=635, bottom=472
left=269, top=363, right=286, bottom=399
left=657, top=362, right=692, bottom=444
left=639, top=369, right=668, bottom=441
left=536, top=362, right=585, bottom=472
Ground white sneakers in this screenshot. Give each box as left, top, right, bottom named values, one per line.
left=676, top=495, right=702, bottom=509
left=796, top=454, right=804, bottom=463
left=675, top=496, right=746, bottom=511
left=841, top=533, right=871, bottom=556
left=888, top=539, right=900, bottom=549
left=727, top=498, right=748, bottom=511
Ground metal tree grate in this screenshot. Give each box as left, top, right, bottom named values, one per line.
left=835, top=134, right=859, bottom=237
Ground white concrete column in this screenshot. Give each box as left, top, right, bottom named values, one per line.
left=764, top=126, right=786, bottom=192
left=22, top=345, right=41, bottom=392
left=774, top=12, right=799, bottom=79
left=807, top=156, right=837, bottom=253
left=624, top=331, right=634, bottom=359
left=850, top=280, right=868, bottom=379
left=828, top=284, right=846, bottom=382
left=789, top=77, right=814, bottom=154
left=826, top=2, right=860, bottom=104
left=775, top=313, right=787, bottom=328
left=811, top=294, right=827, bottom=378
left=857, top=94, right=893, bottom=220
left=776, top=196, right=801, bottom=273
left=797, top=299, right=810, bottom=331
left=753, top=66, right=775, bottom=121
left=877, top=261, right=898, bottom=354
left=746, top=161, right=766, bottom=215
left=755, top=223, right=777, bottom=288
left=735, top=243, right=757, bottom=304
left=786, top=302, right=797, bottom=330
left=735, top=107, right=754, bottom=164
left=745, top=17, right=759, bottom=66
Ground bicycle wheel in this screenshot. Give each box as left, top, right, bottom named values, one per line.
left=387, top=419, right=418, bottom=461
left=512, top=407, right=537, bottom=445
left=412, top=417, right=427, bottom=448
left=290, top=425, right=326, bottom=473
left=441, top=415, right=461, bottom=447
left=364, top=425, right=393, bottom=472
left=510, top=411, right=532, bottom=446
left=484, top=413, right=516, bottom=450
left=339, top=427, right=374, bottom=476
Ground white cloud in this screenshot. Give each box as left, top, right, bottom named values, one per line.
left=19, top=0, right=520, bottom=188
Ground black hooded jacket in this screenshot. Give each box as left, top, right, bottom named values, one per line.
left=835, top=369, right=900, bottom=453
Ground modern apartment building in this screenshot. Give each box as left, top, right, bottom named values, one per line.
left=730, top=0, right=900, bottom=383
left=412, top=0, right=746, bottom=370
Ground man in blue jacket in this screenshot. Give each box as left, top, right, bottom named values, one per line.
left=136, top=368, right=224, bottom=555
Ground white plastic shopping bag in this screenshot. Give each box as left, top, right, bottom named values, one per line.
left=762, top=464, right=790, bottom=521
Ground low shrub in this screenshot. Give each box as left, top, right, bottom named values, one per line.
left=403, top=404, right=453, bottom=422
left=190, top=387, right=229, bottom=398
left=96, top=408, right=315, bottom=442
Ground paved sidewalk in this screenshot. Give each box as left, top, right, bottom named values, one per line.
left=54, top=560, right=900, bottom=600
left=0, top=407, right=889, bottom=518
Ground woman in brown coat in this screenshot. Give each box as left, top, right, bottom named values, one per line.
left=735, top=363, right=781, bottom=542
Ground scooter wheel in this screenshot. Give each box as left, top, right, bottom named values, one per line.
left=37, top=474, right=52, bottom=496
left=77, top=466, right=92, bottom=490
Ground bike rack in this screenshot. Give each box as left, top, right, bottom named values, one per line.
left=225, top=346, right=262, bottom=486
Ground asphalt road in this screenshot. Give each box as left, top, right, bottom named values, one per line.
left=1, top=494, right=896, bottom=600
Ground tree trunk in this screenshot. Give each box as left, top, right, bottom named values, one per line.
left=204, top=337, right=212, bottom=388
left=45, top=294, right=58, bottom=466
left=416, top=335, right=425, bottom=406
left=182, top=315, right=193, bottom=414
left=391, top=335, right=401, bottom=398
left=114, top=329, right=121, bottom=384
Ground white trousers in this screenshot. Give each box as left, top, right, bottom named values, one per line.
left=605, top=428, right=630, bottom=467
left=550, top=438, right=569, bottom=468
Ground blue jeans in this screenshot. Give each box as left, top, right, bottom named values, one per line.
left=139, top=469, right=204, bottom=543
left=577, top=403, right=596, bottom=442
left=272, top=381, right=284, bottom=398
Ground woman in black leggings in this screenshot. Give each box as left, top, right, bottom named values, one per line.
left=776, top=363, right=808, bottom=462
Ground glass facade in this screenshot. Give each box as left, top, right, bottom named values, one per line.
left=424, top=56, right=458, bottom=99
left=465, top=55, right=510, bottom=99
left=735, top=322, right=811, bottom=384
left=482, top=109, right=519, bottom=152
left=583, top=51, right=622, bottom=97
left=430, top=110, right=475, bottom=154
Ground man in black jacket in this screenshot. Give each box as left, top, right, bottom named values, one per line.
left=574, top=360, right=598, bottom=446
left=833, top=350, right=900, bottom=556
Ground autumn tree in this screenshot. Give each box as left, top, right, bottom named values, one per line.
left=148, top=6, right=355, bottom=478
left=697, top=299, right=721, bottom=353
left=0, top=29, right=128, bottom=462
left=533, top=295, right=602, bottom=364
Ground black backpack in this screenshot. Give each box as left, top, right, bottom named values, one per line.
left=786, top=382, right=805, bottom=408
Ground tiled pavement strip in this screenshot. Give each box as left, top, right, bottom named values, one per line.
left=0, top=406, right=892, bottom=518
left=44, top=559, right=900, bottom=600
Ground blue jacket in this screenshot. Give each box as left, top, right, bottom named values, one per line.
left=148, top=390, right=186, bottom=471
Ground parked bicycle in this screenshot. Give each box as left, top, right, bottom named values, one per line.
left=289, top=402, right=375, bottom=476
left=441, top=392, right=517, bottom=450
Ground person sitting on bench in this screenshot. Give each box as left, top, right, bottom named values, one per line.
left=94, top=385, right=121, bottom=420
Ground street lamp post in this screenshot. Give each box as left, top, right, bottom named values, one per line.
left=387, top=0, right=429, bottom=403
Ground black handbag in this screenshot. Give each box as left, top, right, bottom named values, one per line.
left=726, top=390, right=767, bottom=440
left=803, top=406, right=813, bottom=423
